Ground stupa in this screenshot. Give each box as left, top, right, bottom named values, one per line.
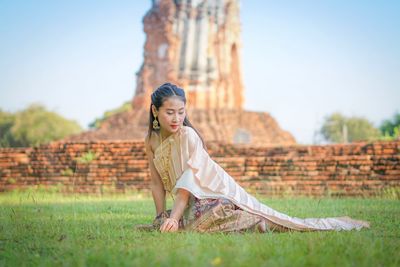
left=68, top=0, right=296, bottom=146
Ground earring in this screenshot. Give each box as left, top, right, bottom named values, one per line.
left=153, top=116, right=160, bottom=130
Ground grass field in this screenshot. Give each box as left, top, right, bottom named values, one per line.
left=0, top=190, right=399, bottom=267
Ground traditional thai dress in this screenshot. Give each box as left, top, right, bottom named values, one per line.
left=140, top=126, right=369, bottom=233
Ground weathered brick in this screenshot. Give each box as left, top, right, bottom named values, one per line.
left=0, top=140, right=399, bottom=196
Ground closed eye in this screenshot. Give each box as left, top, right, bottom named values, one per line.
left=166, top=109, right=185, bottom=115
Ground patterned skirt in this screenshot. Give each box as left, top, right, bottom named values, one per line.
left=182, top=197, right=263, bottom=233
left=136, top=196, right=291, bottom=233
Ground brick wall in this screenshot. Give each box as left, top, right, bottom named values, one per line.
left=0, top=141, right=399, bottom=196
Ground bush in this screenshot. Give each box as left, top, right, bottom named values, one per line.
left=320, top=112, right=380, bottom=143
left=0, top=104, right=82, bottom=147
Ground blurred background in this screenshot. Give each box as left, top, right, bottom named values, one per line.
left=1, top=0, right=399, bottom=147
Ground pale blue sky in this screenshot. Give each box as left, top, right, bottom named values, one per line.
left=1, top=0, right=399, bottom=144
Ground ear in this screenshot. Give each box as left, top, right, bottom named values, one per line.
left=151, top=105, right=157, bottom=117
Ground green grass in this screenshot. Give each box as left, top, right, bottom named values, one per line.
left=0, top=191, right=399, bottom=267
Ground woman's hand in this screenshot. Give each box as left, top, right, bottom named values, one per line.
left=159, top=189, right=190, bottom=233
left=160, top=218, right=179, bottom=233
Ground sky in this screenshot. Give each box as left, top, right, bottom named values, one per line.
left=0, top=0, right=399, bottom=144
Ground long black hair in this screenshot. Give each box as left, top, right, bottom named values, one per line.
left=147, top=83, right=206, bottom=148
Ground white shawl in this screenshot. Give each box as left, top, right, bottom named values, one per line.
left=154, top=126, right=370, bottom=231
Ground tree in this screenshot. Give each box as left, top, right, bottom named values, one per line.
left=0, top=109, right=15, bottom=147
left=0, top=104, right=82, bottom=147
left=89, top=101, right=132, bottom=129
left=320, top=112, right=380, bottom=143
left=379, top=112, right=400, bottom=140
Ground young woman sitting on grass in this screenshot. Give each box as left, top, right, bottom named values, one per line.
left=137, top=83, right=370, bottom=233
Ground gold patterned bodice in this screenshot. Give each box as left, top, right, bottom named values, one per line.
left=153, top=131, right=184, bottom=194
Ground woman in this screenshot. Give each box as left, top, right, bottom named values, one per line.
left=138, top=83, right=369, bottom=233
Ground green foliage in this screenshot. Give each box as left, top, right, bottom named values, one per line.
left=346, top=116, right=381, bottom=141
left=0, top=109, right=16, bottom=147
left=60, top=168, right=74, bottom=176
left=0, top=104, right=82, bottom=147
left=320, top=113, right=347, bottom=143
left=320, top=112, right=380, bottom=143
left=379, top=112, right=400, bottom=140
left=6, top=178, right=16, bottom=184
left=76, top=151, right=97, bottom=164
left=380, top=187, right=400, bottom=200
left=0, top=192, right=399, bottom=266
left=89, top=101, right=132, bottom=129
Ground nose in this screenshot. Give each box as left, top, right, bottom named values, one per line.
left=172, top=114, right=178, bottom=122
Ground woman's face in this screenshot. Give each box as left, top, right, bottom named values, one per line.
left=153, top=97, right=186, bottom=136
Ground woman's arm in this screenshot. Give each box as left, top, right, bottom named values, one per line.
left=169, top=188, right=191, bottom=221
left=160, top=188, right=191, bottom=232
left=145, top=136, right=166, bottom=216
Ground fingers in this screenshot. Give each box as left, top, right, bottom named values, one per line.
left=166, top=223, right=178, bottom=232
left=160, top=222, right=175, bottom=232
left=159, top=219, right=179, bottom=233
left=160, top=222, right=170, bottom=232
left=160, top=221, right=170, bottom=232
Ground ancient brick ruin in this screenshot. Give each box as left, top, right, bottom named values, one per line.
left=1, top=140, right=399, bottom=197
left=4, top=1, right=398, bottom=197
left=133, top=0, right=244, bottom=110
left=68, top=108, right=295, bottom=146
left=68, top=0, right=296, bottom=146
